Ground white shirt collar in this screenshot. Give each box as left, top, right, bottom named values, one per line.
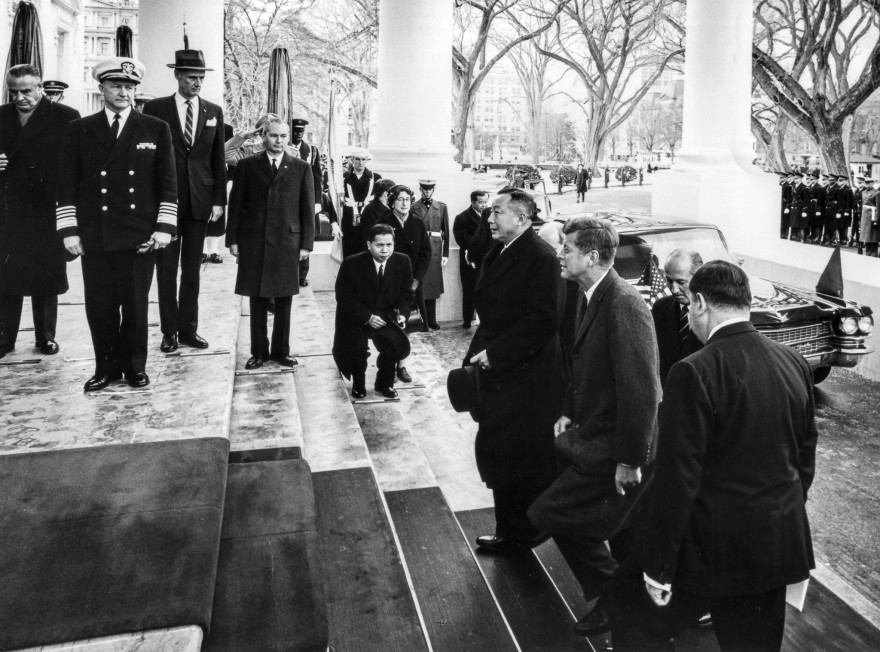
left=707, top=316, right=750, bottom=341
left=266, top=151, right=283, bottom=165
left=584, top=268, right=611, bottom=304
left=175, top=92, right=199, bottom=110
left=104, top=106, right=132, bottom=131
left=373, top=257, right=386, bottom=273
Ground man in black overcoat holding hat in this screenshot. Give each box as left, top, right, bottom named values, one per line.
left=333, top=223, right=414, bottom=399
left=143, top=47, right=226, bottom=353
left=0, top=64, right=80, bottom=359
left=465, top=189, right=567, bottom=554
left=226, top=117, right=314, bottom=371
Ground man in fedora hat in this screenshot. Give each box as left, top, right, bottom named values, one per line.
left=56, top=57, right=177, bottom=390
left=289, top=117, right=326, bottom=287
left=143, top=48, right=226, bottom=354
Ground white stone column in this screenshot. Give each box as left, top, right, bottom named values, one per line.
left=136, top=0, right=225, bottom=106
left=370, top=0, right=490, bottom=321
left=653, top=0, right=779, bottom=254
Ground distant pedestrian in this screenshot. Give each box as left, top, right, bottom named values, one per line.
left=638, top=167, right=644, bottom=186
left=557, top=165, right=564, bottom=195
left=575, top=164, right=588, bottom=202
left=647, top=163, right=653, bottom=174
left=604, top=167, right=610, bottom=189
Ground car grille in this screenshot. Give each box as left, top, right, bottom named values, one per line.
left=758, top=322, right=836, bottom=356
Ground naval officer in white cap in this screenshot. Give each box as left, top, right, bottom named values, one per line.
left=56, top=57, right=178, bottom=391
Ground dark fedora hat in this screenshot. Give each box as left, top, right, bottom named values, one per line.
left=447, top=365, right=481, bottom=421
left=167, top=49, right=213, bottom=71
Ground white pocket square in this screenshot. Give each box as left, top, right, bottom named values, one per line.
left=205, top=117, right=218, bottom=127
left=137, top=142, right=157, bottom=150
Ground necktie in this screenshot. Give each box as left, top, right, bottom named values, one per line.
left=184, top=100, right=194, bottom=147
left=271, top=158, right=278, bottom=174
left=378, top=263, right=384, bottom=282
left=110, top=113, right=120, bottom=140
left=679, top=305, right=690, bottom=343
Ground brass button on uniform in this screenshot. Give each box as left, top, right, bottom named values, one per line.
left=101, top=189, right=107, bottom=194
left=130, top=204, right=136, bottom=209
left=102, top=206, right=108, bottom=211
left=100, top=171, right=107, bottom=176
left=129, top=170, right=135, bottom=175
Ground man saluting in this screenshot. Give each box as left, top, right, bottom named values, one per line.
left=57, top=57, right=177, bottom=391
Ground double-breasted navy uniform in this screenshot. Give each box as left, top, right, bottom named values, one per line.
left=56, top=108, right=177, bottom=377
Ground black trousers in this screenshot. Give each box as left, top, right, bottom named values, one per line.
left=0, top=294, right=58, bottom=347
left=554, top=528, right=634, bottom=603
left=81, top=249, right=155, bottom=375
left=610, top=573, right=787, bottom=652
left=249, top=296, right=292, bottom=358
left=459, top=262, right=476, bottom=323
left=155, top=210, right=208, bottom=337
left=368, top=325, right=410, bottom=387
left=492, top=483, right=549, bottom=541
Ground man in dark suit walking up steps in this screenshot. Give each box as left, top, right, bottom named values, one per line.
left=143, top=48, right=226, bottom=353
left=610, top=261, right=818, bottom=652
left=333, top=224, right=414, bottom=399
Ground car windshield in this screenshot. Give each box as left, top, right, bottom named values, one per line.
left=615, top=227, right=735, bottom=281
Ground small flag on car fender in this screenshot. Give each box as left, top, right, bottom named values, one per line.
left=816, top=245, right=844, bottom=298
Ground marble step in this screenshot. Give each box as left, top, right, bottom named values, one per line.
left=229, top=298, right=304, bottom=453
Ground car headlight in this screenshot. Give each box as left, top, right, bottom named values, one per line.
left=839, top=317, right=859, bottom=335
left=858, top=316, right=874, bottom=334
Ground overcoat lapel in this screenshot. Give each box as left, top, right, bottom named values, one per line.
left=572, top=269, right=617, bottom=349
left=86, top=113, right=115, bottom=154
left=6, top=97, right=50, bottom=156
left=476, top=228, right=535, bottom=290
left=192, top=101, right=208, bottom=146
left=271, top=153, right=295, bottom=185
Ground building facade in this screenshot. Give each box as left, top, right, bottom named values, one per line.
left=81, top=0, right=137, bottom=114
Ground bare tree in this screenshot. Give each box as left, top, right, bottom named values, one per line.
left=506, top=31, right=566, bottom=164
left=452, top=0, right=571, bottom=163
left=533, top=0, right=684, bottom=169
left=752, top=0, right=880, bottom=175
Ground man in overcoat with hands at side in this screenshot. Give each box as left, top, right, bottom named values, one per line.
left=226, top=117, right=314, bottom=371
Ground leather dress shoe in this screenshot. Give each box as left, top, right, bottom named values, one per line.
left=374, top=384, right=398, bottom=399
left=574, top=601, right=611, bottom=637
left=178, top=332, right=209, bottom=349
left=0, top=344, right=12, bottom=359
left=37, top=340, right=60, bottom=355
left=476, top=532, right=550, bottom=553
left=83, top=370, right=122, bottom=392
left=209, top=253, right=223, bottom=264
left=697, top=612, right=712, bottom=627
left=126, top=371, right=150, bottom=388
left=428, top=322, right=441, bottom=330
left=352, top=384, right=367, bottom=399
left=396, top=366, right=412, bottom=383
left=272, top=355, right=298, bottom=367
left=201, top=253, right=209, bottom=263
left=462, top=321, right=472, bottom=329
left=245, top=355, right=268, bottom=370
left=160, top=334, right=178, bottom=353
left=299, top=278, right=309, bottom=286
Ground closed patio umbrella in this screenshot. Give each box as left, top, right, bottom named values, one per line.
left=4, top=1, right=44, bottom=102
left=267, top=47, right=293, bottom=125
left=116, top=25, right=133, bottom=57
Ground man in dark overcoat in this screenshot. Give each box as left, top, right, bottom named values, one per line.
left=789, top=172, right=811, bottom=241
left=359, top=178, right=396, bottom=248
left=289, top=117, right=325, bottom=287
left=57, top=57, right=178, bottom=390
left=0, top=64, right=80, bottom=358
left=465, top=189, right=567, bottom=554
left=652, top=249, right=703, bottom=387
left=225, top=117, right=315, bottom=370
left=452, top=190, right=490, bottom=329
left=610, top=261, right=817, bottom=652
left=410, top=179, right=449, bottom=330
left=341, top=148, right=382, bottom=259
left=378, top=185, right=431, bottom=347
left=528, top=217, right=660, bottom=638
left=143, top=48, right=226, bottom=353
left=333, top=223, right=414, bottom=400
left=779, top=172, right=792, bottom=238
